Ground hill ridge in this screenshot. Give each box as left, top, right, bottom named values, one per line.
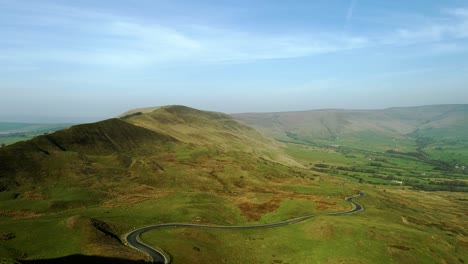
left=232, top=104, right=468, bottom=140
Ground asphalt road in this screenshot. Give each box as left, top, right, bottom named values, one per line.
left=124, top=192, right=365, bottom=264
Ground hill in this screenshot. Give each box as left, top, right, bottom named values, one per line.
left=118, top=107, right=162, bottom=118
left=0, top=118, right=175, bottom=191
left=0, top=106, right=301, bottom=194
left=0, top=106, right=313, bottom=262
left=123, top=105, right=296, bottom=159
left=0, top=105, right=466, bottom=263
left=232, top=104, right=468, bottom=141
left=233, top=104, right=468, bottom=161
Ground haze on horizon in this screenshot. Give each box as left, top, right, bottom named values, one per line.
left=1, top=0, right=468, bottom=123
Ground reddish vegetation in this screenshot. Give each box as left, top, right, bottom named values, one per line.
left=0, top=209, right=44, bottom=218
left=21, top=190, right=47, bottom=200
left=161, top=153, right=177, bottom=162
left=102, top=186, right=173, bottom=207
left=238, top=197, right=282, bottom=221
left=237, top=192, right=342, bottom=221
left=315, top=200, right=337, bottom=210
left=458, top=239, right=468, bottom=248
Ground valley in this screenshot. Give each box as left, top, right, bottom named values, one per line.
left=0, top=105, right=467, bottom=263
left=0, top=123, right=74, bottom=146
left=234, top=105, right=468, bottom=192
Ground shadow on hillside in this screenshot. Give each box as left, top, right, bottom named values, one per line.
left=20, top=254, right=149, bottom=264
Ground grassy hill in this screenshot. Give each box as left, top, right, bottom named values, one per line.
left=233, top=104, right=468, bottom=141
left=0, top=105, right=466, bottom=263
left=123, top=105, right=298, bottom=164
left=0, top=106, right=313, bottom=262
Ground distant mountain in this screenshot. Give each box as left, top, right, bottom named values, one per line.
left=232, top=104, right=468, bottom=141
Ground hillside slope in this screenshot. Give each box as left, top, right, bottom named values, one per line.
left=0, top=105, right=300, bottom=197
left=0, top=106, right=312, bottom=261
left=0, top=118, right=176, bottom=191
left=123, top=105, right=299, bottom=165
left=124, top=105, right=273, bottom=147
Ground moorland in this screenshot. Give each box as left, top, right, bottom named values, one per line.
left=0, top=105, right=466, bottom=263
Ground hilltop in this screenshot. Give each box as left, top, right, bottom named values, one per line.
left=123, top=105, right=295, bottom=159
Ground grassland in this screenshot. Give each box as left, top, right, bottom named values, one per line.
left=5, top=170, right=465, bottom=263
left=280, top=129, right=468, bottom=192
left=0, top=169, right=357, bottom=262
left=140, top=186, right=467, bottom=264
left=0, top=105, right=467, bottom=263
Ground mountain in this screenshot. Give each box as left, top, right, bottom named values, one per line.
left=232, top=104, right=468, bottom=158
left=232, top=104, right=468, bottom=141
left=0, top=105, right=300, bottom=195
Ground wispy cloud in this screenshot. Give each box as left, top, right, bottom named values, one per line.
left=1, top=2, right=468, bottom=69
left=383, top=8, right=468, bottom=44
left=0, top=1, right=371, bottom=68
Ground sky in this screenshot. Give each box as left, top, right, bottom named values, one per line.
left=1, top=0, right=468, bottom=122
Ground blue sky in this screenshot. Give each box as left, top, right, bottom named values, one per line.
left=1, top=0, right=468, bottom=122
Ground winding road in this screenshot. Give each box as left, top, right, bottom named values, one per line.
left=124, top=192, right=365, bottom=264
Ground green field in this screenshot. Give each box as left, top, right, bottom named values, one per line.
left=2, top=180, right=466, bottom=263
left=140, top=187, right=467, bottom=264
left=280, top=128, right=468, bottom=192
